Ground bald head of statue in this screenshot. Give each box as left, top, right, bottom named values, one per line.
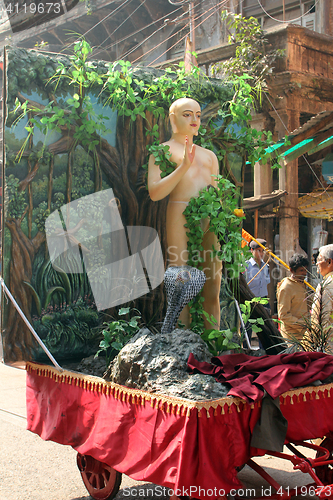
left=169, top=97, right=201, bottom=136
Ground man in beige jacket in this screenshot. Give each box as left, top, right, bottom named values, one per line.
left=277, top=254, right=310, bottom=341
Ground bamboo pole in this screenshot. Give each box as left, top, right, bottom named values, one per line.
left=242, top=229, right=316, bottom=291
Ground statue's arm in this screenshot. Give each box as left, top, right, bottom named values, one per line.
left=147, top=140, right=195, bottom=201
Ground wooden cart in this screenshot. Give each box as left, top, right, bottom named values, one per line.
left=25, top=361, right=333, bottom=500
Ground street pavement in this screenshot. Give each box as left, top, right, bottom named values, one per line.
left=0, top=362, right=319, bottom=500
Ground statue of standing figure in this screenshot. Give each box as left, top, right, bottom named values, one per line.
left=148, top=97, right=222, bottom=329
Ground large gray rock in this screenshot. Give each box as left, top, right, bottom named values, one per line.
left=105, top=328, right=230, bottom=401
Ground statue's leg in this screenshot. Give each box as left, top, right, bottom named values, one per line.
left=166, top=202, right=190, bottom=327
left=201, top=229, right=222, bottom=330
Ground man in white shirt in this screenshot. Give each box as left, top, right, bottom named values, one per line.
left=243, top=239, right=270, bottom=348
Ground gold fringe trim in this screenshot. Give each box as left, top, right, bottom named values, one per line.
left=27, top=362, right=333, bottom=418
left=26, top=362, right=238, bottom=417
left=279, top=382, right=333, bottom=406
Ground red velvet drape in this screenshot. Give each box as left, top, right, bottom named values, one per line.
left=26, top=362, right=333, bottom=499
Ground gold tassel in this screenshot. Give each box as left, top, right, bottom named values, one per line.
left=303, top=393, right=307, bottom=402
left=221, top=405, right=225, bottom=415
left=316, top=392, right=320, bottom=400
left=206, top=409, right=210, bottom=418
left=229, top=405, right=233, bottom=414
left=214, top=407, right=218, bottom=416
left=237, top=404, right=241, bottom=413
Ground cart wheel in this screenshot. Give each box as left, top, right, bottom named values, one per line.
left=315, top=437, right=333, bottom=485
left=77, top=453, right=122, bottom=500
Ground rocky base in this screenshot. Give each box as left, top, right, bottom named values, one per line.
left=74, top=355, right=108, bottom=378
left=104, top=328, right=231, bottom=401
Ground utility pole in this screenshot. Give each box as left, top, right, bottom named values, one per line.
left=189, top=1, right=195, bottom=53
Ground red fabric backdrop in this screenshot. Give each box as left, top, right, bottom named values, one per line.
left=26, top=362, right=333, bottom=499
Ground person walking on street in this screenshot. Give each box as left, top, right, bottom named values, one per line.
left=276, top=253, right=310, bottom=342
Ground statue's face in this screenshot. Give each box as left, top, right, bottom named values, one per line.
left=171, top=99, right=201, bottom=136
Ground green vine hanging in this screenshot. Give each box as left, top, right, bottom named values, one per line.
left=183, top=176, right=247, bottom=333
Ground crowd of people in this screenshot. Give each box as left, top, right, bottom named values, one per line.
left=244, top=239, right=333, bottom=352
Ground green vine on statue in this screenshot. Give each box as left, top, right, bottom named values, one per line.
left=183, top=176, right=247, bottom=334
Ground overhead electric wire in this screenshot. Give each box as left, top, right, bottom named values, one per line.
left=130, top=0, right=229, bottom=66
left=118, top=20, right=178, bottom=61
left=0, top=0, right=133, bottom=44
left=68, top=0, right=135, bottom=48
left=124, top=13, right=194, bottom=62
left=256, top=0, right=320, bottom=24
left=92, top=6, right=184, bottom=59
left=3, top=0, right=136, bottom=53
left=91, top=0, right=149, bottom=57
left=146, top=0, right=229, bottom=66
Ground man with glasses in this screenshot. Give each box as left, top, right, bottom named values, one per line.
left=305, top=244, right=333, bottom=352
left=306, top=245, right=333, bottom=352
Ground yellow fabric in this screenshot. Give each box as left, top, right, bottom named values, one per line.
left=276, top=277, right=309, bottom=340
left=298, top=190, right=333, bottom=219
